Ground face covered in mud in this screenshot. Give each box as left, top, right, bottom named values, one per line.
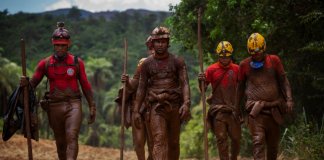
left=153, top=38, right=169, bottom=55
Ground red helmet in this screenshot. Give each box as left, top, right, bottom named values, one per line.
left=51, top=22, right=71, bottom=45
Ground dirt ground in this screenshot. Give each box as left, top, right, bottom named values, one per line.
left=0, top=132, right=137, bottom=160
left=0, top=133, right=254, bottom=160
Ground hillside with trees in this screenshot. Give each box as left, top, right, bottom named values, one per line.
left=1, top=0, right=324, bottom=159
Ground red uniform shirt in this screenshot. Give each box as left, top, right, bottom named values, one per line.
left=31, top=53, right=93, bottom=99
left=238, top=54, right=286, bottom=101
left=205, top=62, right=239, bottom=105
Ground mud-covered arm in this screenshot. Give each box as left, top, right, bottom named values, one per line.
left=236, top=81, right=246, bottom=107
left=272, top=55, right=293, bottom=113
left=234, top=79, right=246, bottom=123
left=177, top=57, right=191, bottom=122
left=125, top=58, right=144, bottom=95
left=235, top=63, right=246, bottom=109
left=279, top=76, right=294, bottom=114
left=178, top=58, right=191, bottom=107
left=133, top=62, right=148, bottom=113
left=279, top=75, right=293, bottom=102
left=115, top=78, right=139, bottom=106
left=127, top=63, right=142, bottom=93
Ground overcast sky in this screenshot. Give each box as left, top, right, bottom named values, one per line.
left=0, top=0, right=181, bottom=14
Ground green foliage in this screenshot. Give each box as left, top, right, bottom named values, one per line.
left=180, top=104, right=218, bottom=158
left=79, top=124, right=133, bottom=149
left=0, top=55, right=21, bottom=93
left=300, top=10, right=324, bottom=24
left=280, top=113, right=324, bottom=159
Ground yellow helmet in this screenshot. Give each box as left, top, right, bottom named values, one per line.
left=247, top=33, right=266, bottom=55
left=215, top=41, right=233, bottom=56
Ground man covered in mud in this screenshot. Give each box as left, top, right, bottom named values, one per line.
left=198, top=41, right=241, bottom=160
left=133, top=26, right=191, bottom=160
left=236, top=33, right=294, bottom=160
left=115, top=36, right=154, bottom=160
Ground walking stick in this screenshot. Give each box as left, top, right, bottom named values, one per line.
left=21, top=38, right=33, bottom=160
left=120, top=38, right=128, bottom=160
left=198, top=7, right=209, bottom=160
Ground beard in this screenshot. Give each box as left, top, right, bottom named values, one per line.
left=54, top=51, right=67, bottom=61
left=155, top=48, right=167, bottom=54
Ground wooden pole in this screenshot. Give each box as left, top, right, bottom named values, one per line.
left=198, top=8, right=209, bottom=160
left=21, top=38, right=33, bottom=160
left=120, top=38, right=128, bottom=160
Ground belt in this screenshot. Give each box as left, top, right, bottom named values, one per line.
left=48, top=98, right=81, bottom=105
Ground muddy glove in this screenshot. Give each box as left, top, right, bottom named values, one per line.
left=179, top=104, right=191, bottom=123
left=88, top=104, right=96, bottom=124
left=20, top=76, right=29, bottom=87
left=121, top=74, right=131, bottom=88
left=198, top=73, right=207, bottom=92
left=198, top=73, right=206, bottom=82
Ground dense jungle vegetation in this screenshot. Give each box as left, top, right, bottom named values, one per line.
left=1, top=0, right=323, bottom=159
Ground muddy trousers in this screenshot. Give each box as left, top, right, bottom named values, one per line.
left=132, top=112, right=153, bottom=160
left=47, top=100, right=82, bottom=160
left=248, top=114, right=280, bottom=160
left=211, top=113, right=241, bottom=160
left=149, top=106, right=181, bottom=160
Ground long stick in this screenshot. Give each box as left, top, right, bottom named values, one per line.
left=120, top=38, right=128, bottom=160
left=198, top=8, right=209, bottom=160
left=21, top=38, right=33, bottom=160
